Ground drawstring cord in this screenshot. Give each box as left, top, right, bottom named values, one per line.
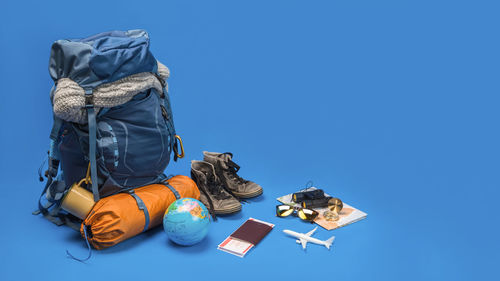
left=38, top=158, right=47, bottom=182
left=66, top=226, right=92, bottom=262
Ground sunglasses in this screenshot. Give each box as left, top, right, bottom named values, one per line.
left=276, top=205, right=319, bottom=222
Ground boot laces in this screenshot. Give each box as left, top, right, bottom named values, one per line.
left=225, top=160, right=248, bottom=184
left=205, top=173, right=230, bottom=200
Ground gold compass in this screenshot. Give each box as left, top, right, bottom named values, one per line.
left=328, top=198, right=343, bottom=213
left=323, top=210, right=339, bottom=221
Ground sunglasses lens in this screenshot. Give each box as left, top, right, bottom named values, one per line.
left=276, top=205, right=294, bottom=217
left=298, top=208, right=319, bottom=221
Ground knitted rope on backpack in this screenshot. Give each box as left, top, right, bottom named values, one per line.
left=52, top=62, right=170, bottom=124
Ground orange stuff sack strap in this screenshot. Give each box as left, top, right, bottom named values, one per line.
left=80, top=175, right=200, bottom=250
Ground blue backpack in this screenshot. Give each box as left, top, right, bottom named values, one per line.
left=35, top=30, right=184, bottom=227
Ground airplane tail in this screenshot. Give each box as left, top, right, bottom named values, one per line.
left=324, top=236, right=335, bottom=250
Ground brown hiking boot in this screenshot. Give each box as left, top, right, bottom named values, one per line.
left=190, top=160, right=241, bottom=219
left=203, top=151, right=263, bottom=199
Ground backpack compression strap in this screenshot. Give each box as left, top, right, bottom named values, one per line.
left=128, top=190, right=150, bottom=232
left=33, top=115, right=63, bottom=221
left=84, top=89, right=100, bottom=202
left=162, top=182, right=181, bottom=200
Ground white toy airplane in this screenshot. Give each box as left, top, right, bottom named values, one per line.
left=283, top=227, right=335, bottom=250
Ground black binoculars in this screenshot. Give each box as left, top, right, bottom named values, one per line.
left=300, top=196, right=333, bottom=209
left=292, top=189, right=325, bottom=203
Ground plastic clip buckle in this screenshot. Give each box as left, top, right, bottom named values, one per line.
left=84, top=94, right=94, bottom=109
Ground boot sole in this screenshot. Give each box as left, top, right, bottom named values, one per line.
left=213, top=204, right=242, bottom=214
left=233, top=188, right=263, bottom=199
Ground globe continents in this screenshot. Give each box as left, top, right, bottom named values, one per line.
left=163, top=198, right=210, bottom=246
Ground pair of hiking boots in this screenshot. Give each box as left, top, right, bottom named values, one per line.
left=191, top=152, right=263, bottom=219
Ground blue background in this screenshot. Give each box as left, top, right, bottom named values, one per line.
left=0, top=0, right=498, bottom=280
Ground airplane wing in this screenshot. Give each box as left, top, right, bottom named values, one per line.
left=305, top=227, right=318, bottom=237
left=299, top=238, right=308, bottom=249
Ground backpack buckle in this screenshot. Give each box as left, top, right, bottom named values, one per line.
left=84, top=94, right=94, bottom=109
left=83, top=89, right=94, bottom=109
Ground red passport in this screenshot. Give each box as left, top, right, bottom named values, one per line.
left=218, top=218, right=274, bottom=257
left=230, top=219, right=273, bottom=245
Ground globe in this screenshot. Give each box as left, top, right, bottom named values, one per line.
left=163, top=198, right=210, bottom=246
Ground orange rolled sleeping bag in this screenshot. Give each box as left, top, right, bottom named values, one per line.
left=80, top=175, right=200, bottom=249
